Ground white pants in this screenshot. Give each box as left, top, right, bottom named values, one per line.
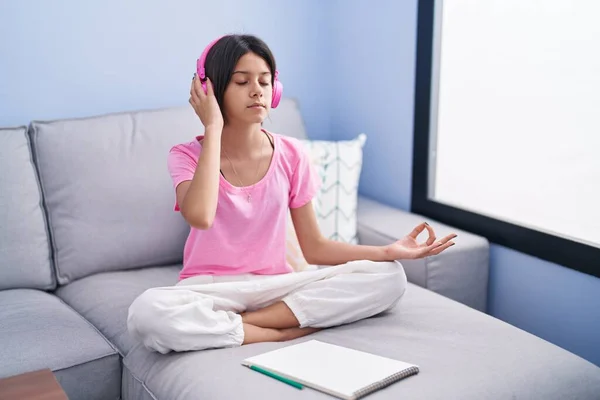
left=127, top=260, right=407, bottom=354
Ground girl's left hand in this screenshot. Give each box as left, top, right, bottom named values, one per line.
left=384, top=222, right=457, bottom=260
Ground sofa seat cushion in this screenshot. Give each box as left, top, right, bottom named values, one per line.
left=0, top=289, right=120, bottom=400
left=55, top=265, right=180, bottom=356
left=122, top=282, right=600, bottom=400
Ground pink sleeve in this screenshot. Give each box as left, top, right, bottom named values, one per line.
left=167, top=145, right=197, bottom=211
left=289, top=145, right=320, bottom=209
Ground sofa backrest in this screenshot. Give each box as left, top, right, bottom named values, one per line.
left=26, top=97, right=308, bottom=286
left=262, top=98, right=308, bottom=141
left=28, top=106, right=199, bottom=285
left=0, top=127, right=55, bottom=290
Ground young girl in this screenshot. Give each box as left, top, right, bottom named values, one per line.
left=127, top=34, right=457, bottom=354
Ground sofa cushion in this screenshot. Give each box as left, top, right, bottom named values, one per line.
left=28, top=107, right=197, bottom=284
left=0, top=127, right=54, bottom=290
left=122, top=282, right=600, bottom=400
left=0, top=289, right=121, bottom=400
left=55, top=265, right=180, bottom=355
left=302, top=134, right=366, bottom=244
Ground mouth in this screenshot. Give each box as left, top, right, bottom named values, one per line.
left=247, top=103, right=265, bottom=109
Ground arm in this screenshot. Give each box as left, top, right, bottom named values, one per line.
left=177, top=75, right=224, bottom=230
left=176, top=127, right=221, bottom=230
left=291, top=201, right=457, bottom=266
left=290, top=201, right=388, bottom=265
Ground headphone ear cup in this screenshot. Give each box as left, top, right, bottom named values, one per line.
left=196, top=59, right=208, bottom=95
left=271, top=80, right=283, bottom=108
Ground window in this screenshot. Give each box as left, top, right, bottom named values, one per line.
left=412, top=0, right=600, bottom=278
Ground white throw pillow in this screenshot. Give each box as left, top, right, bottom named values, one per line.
left=285, top=134, right=367, bottom=271
left=302, top=133, right=367, bottom=244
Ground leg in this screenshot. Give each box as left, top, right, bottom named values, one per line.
left=241, top=301, right=301, bottom=329
left=127, top=286, right=247, bottom=353
left=242, top=323, right=284, bottom=343
left=128, top=264, right=398, bottom=353
left=240, top=301, right=321, bottom=342
left=242, top=323, right=321, bottom=344
left=281, top=260, right=407, bottom=329
left=127, top=283, right=321, bottom=353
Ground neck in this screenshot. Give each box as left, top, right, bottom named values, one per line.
left=220, top=121, right=264, bottom=158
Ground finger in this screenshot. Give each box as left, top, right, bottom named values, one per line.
left=190, top=85, right=200, bottom=106
left=424, top=223, right=436, bottom=246
left=425, top=233, right=457, bottom=252
left=438, top=233, right=457, bottom=244
left=205, top=77, right=215, bottom=96
left=193, top=74, right=206, bottom=99
left=409, top=223, right=427, bottom=239
left=415, top=223, right=436, bottom=247
left=190, top=73, right=198, bottom=92
left=421, top=238, right=448, bottom=254
left=190, top=77, right=201, bottom=102
left=427, top=241, right=455, bottom=256
left=424, top=232, right=456, bottom=248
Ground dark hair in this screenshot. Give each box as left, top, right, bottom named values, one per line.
left=204, top=34, right=277, bottom=121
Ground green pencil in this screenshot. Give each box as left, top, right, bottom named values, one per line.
left=248, top=365, right=304, bottom=390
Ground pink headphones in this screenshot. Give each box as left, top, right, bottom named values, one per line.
left=196, top=35, right=283, bottom=108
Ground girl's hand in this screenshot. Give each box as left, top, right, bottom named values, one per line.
left=189, top=74, right=224, bottom=130
left=384, top=222, right=457, bottom=260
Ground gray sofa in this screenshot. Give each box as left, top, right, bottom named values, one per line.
left=1, top=99, right=599, bottom=400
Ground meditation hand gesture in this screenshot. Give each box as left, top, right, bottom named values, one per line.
left=384, top=222, right=457, bottom=260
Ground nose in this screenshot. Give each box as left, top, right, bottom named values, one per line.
left=249, top=80, right=264, bottom=98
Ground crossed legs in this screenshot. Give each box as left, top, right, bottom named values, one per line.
left=241, top=302, right=321, bottom=344
left=127, top=260, right=407, bottom=353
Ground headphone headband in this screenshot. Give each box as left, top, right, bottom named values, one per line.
left=196, top=35, right=224, bottom=81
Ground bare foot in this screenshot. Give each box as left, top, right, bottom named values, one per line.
left=242, top=323, right=321, bottom=345
left=242, top=323, right=285, bottom=345
left=241, top=301, right=300, bottom=329
left=280, top=326, right=321, bottom=341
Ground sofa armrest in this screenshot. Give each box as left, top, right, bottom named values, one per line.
left=357, top=195, right=490, bottom=312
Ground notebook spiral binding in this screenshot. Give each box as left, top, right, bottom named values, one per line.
left=352, top=366, right=420, bottom=400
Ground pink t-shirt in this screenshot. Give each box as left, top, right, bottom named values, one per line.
left=167, top=130, right=319, bottom=280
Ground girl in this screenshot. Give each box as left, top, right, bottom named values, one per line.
left=127, top=34, right=457, bottom=354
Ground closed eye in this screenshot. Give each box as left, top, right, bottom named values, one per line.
left=235, top=81, right=271, bottom=87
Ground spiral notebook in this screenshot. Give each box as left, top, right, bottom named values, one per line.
left=242, top=340, right=419, bottom=400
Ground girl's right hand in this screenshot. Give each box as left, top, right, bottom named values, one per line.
left=189, top=74, right=224, bottom=130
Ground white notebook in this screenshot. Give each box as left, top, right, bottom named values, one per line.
left=242, top=340, right=419, bottom=400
